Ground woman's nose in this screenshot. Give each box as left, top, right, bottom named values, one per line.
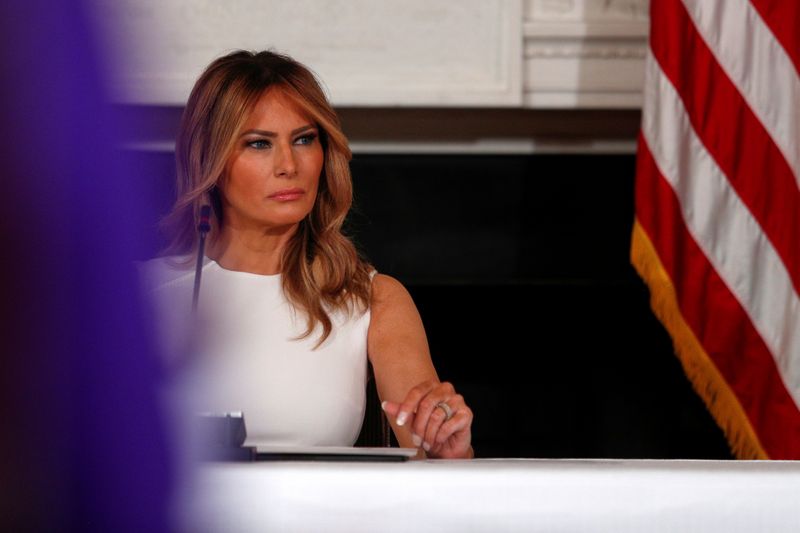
left=274, top=143, right=297, bottom=177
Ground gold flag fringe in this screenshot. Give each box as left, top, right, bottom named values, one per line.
left=630, top=220, right=768, bottom=459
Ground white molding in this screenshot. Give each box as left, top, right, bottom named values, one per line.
left=524, top=41, right=646, bottom=60
left=524, top=20, right=648, bottom=39
left=92, top=0, right=650, bottom=111
left=524, top=0, right=649, bottom=22
left=96, top=0, right=522, bottom=107
left=522, top=0, right=649, bottom=108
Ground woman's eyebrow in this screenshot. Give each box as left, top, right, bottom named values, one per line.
left=240, top=124, right=316, bottom=137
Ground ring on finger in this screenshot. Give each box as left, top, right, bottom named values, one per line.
left=435, top=401, right=454, bottom=421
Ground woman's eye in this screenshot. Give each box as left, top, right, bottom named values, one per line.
left=247, top=139, right=271, bottom=149
left=294, top=133, right=317, bottom=146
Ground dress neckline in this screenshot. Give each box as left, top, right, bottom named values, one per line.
left=205, top=256, right=282, bottom=281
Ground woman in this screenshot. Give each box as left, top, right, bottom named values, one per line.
left=146, top=50, right=473, bottom=459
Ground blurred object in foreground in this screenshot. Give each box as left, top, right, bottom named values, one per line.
left=0, top=0, right=172, bottom=531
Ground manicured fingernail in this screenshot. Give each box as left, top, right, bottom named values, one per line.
left=423, top=441, right=431, bottom=452
left=411, top=434, right=422, bottom=447
left=381, top=400, right=388, bottom=411
left=396, top=411, right=408, bottom=426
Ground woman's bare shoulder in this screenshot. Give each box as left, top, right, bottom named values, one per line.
left=371, top=273, right=414, bottom=305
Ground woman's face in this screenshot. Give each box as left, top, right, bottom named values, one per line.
left=220, top=88, right=323, bottom=233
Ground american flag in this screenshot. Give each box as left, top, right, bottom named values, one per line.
left=632, top=0, right=800, bottom=459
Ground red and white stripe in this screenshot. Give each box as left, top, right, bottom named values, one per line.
left=682, top=0, right=800, bottom=183
left=635, top=0, right=800, bottom=458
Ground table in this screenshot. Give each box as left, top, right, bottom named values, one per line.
left=177, top=458, right=800, bottom=532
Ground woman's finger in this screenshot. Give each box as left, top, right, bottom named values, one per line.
left=394, top=379, right=438, bottom=427
left=419, top=391, right=463, bottom=451
left=384, top=380, right=473, bottom=457
left=429, top=405, right=473, bottom=456
left=412, top=383, right=456, bottom=450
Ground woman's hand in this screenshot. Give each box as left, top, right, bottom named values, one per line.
left=381, top=379, right=473, bottom=459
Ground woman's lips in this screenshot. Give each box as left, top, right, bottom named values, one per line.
left=268, top=188, right=305, bottom=201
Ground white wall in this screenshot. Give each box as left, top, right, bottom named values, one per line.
left=91, top=0, right=648, bottom=110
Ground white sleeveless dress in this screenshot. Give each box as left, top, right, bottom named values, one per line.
left=139, top=256, right=369, bottom=448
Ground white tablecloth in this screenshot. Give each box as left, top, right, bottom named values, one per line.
left=178, top=458, right=800, bottom=532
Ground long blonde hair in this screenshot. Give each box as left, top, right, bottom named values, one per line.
left=161, top=50, right=372, bottom=345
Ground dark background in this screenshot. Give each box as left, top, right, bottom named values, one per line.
left=132, top=147, right=733, bottom=460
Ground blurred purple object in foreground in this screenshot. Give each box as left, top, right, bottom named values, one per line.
left=0, top=1, right=172, bottom=531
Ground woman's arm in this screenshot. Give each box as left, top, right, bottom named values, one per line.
left=367, top=274, right=474, bottom=458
